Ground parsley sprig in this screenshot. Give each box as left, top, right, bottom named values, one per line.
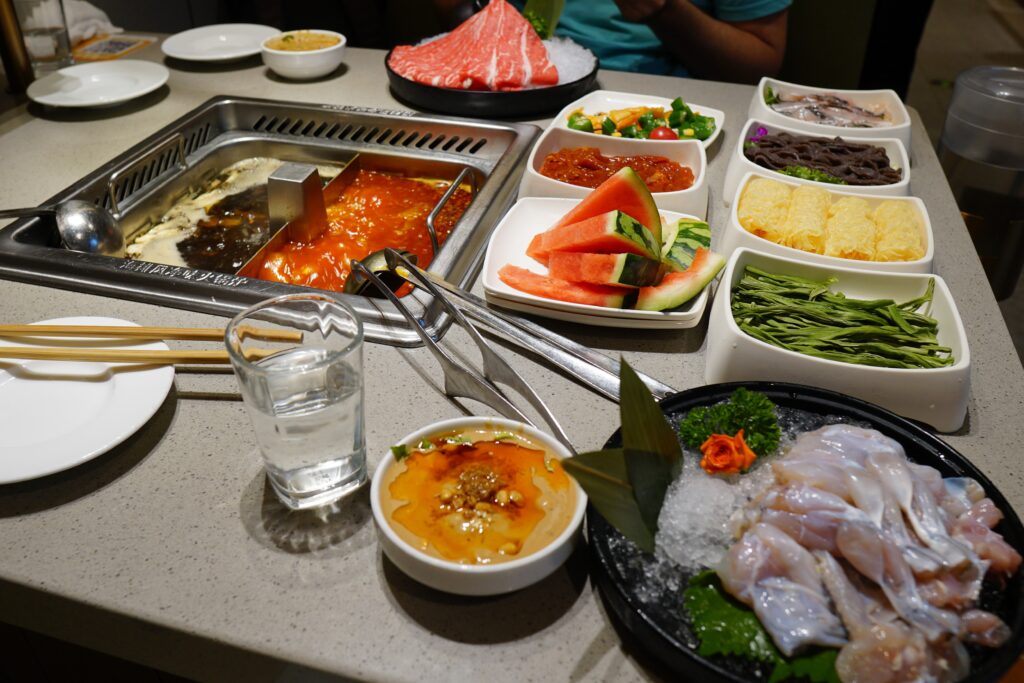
left=677, top=388, right=781, bottom=457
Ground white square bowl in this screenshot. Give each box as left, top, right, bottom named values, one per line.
left=749, top=77, right=912, bottom=150
left=547, top=89, right=725, bottom=150
left=518, top=125, right=709, bottom=219
left=705, top=248, right=971, bottom=432
left=721, top=171, right=934, bottom=273
left=481, top=197, right=711, bottom=329
left=722, top=119, right=911, bottom=206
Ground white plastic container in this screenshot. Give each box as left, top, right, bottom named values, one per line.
left=749, top=77, right=912, bottom=149
left=518, top=125, right=709, bottom=219
left=705, top=248, right=971, bottom=432
left=722, top=171, right=933, bottom=273
left=722, top=119, right=911, bottom=206
left=548, top=89, right=725, bottom=150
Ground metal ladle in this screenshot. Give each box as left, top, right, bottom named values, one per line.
left=0, top=200, right=123, bottom=256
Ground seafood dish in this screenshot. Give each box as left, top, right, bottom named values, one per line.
left=538, top=147, right=695, bottom=192
left=388, top=0, right=593, bottom=92
left=588, top=385, right=1022, bottom=683
left=737, top=177, right=925, bottom=261
left=765, top=85, right=893, bottom=128
left=744, top=128, right=903, bottom=187
left=719, top=423, right=1018, bottom=680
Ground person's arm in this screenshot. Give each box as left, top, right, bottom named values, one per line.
left=614, top=0, right=788, bottom=83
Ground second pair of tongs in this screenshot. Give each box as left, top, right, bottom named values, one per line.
left=350, top=254, right=576, bottom=456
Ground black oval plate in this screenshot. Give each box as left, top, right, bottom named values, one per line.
left=589, top=381, right=1024, bottom=683
left=384, top=47, right=599, bottom=119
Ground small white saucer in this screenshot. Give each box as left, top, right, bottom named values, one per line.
left=162, top=23, right=279, bottom=62
left=27, top=61, right=169, bottom=108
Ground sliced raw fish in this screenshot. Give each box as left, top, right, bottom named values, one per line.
left=719, top=523, right=847, bottom=656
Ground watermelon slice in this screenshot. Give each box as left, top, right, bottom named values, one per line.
left=550, top=167, right=662, bottom=246
left=529, top=210, right=660, bottom=266
left=548, top=252, right=662, bottom=288
left=635, top=247, right=725, bottom=311
left=498, top=265, right=639, bottom=308
left=662, top=219, right=712, bottom=272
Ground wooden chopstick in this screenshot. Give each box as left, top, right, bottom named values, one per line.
left=0, top=347, right=280, bottom=364
left=0, top=324, right=302, bottom=343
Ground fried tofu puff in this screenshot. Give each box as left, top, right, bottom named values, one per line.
left=737, top=178, right=791, bottom=243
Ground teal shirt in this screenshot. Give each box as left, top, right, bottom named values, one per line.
left=517, top=0, right=791, bottom=76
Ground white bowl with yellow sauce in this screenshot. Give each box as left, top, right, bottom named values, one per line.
left=261, top=30, right=346, bottom=80
left=371, top=417, right=585, bottom=596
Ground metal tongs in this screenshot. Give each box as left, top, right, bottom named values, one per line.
left=351, top=252, right=577, bottom=455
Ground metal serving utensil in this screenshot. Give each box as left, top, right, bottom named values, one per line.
left=0, top=200, right=123, bottom=256
left=382, top=251, right=677, bottom=403
left=383, top=248, right=574, bottom=453
left=351, top=259, right=573, bottom=452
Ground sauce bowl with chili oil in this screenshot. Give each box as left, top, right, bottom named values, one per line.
left=261, top=30, right=346, bottom=80
left=371, top=417, right=586, bottom=596
left=519, top=126, right=709, bottom=220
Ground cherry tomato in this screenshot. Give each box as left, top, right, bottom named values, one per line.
left=649, top=126, right=679, bottom=140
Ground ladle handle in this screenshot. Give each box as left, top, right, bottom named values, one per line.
left=0, top=207, right=56, bottom=220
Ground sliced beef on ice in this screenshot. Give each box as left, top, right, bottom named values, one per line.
left=388, top=0, right=558, bottom=91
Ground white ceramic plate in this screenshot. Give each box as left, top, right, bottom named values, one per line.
left=481, top=197, right=711, bottom=329
left=26, top=61, right=169, bottom=108
left=548, top=89, right=725, bottom=149
left=162, top=23, right=279, bottom=62
left=0, top=317, right=175, bottom=484
left=484, top=291, right=702, bottom=329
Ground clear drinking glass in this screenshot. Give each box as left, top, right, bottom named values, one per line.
left=226, top=294, right=367, bottom=510
left=13, top=0, right=72, bottom=75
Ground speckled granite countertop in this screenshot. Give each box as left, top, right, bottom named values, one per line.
left=0, top=44, right=1021, bottom=683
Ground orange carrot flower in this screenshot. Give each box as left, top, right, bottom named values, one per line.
left=699, top=429, right=757, bottom=475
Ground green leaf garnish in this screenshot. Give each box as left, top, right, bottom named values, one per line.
left=523, top=10, right=551, bottom=38
left=444, top=436, right=471, bottom=445
left=678, top=387, right=780, bottom=457
left=562, top=360, right=680, bottom=553
left=391, top=444, right=409, bottom=461
left=764, top=85, right=779, bottom=105
left=684, top=571, right=841, bottom=683
left=620, top=359, right=680, bottom=534
left=563, top=447, right=655, bottom=552
left=494, top=432, right=516, bottom=441
left=417, top=439, right=434, bottom=450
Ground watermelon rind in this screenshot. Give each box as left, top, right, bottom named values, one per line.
left=551, top=167, right=663, bottom=246
left=548, top=252, right=663, bottom=287
left=635, top=247, right=725, bottom=311
left=533, top=210, right=661, bottom=265
left=662, top=219, right=712, bottom=272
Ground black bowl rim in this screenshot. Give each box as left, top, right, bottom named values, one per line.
left=383, top=45, right=599, bottom=118
left=588, top=380, right=1024, bottom=683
